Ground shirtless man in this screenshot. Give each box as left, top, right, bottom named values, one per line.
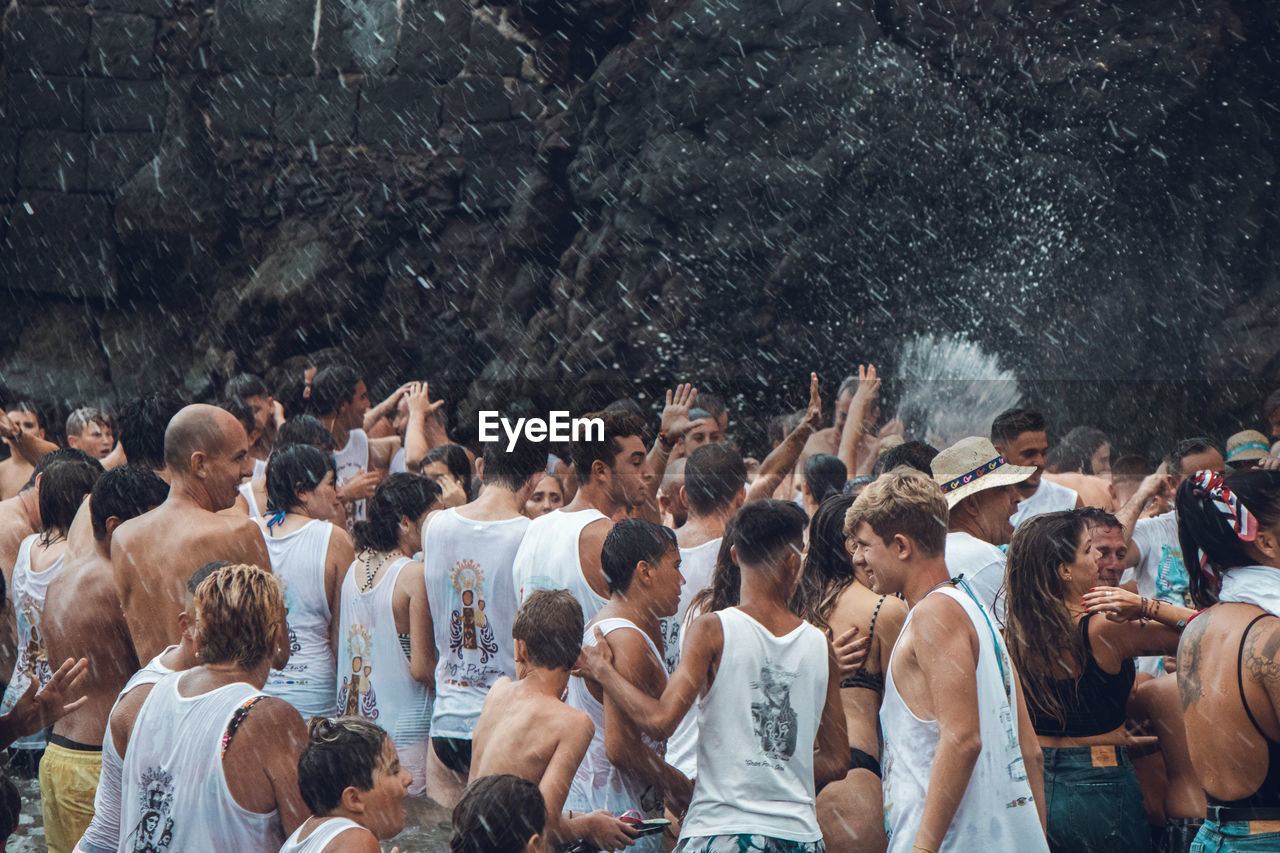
left=512, top=410, right=653, bottom=623
left=0, top=404, right=59, bottom=500
left=65, top=408, right=115, bottom=460
left=41, top=465, right=168, bottom=852
left=110, top=390, right=185, bottom=476
left=309, top=366, right=401, bottom=522
left=112, top=404, right=269, bottom=661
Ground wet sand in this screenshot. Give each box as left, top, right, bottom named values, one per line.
left=9, top=770, right=456, bottom=851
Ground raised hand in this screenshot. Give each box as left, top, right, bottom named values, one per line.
left=340, top=469, right=386, bottom=502
left=6, top=657, right=89, bottom=739
left=800, top=372, right=822, bottom=430
left=659, top=383, right=698, bottom=442
left=853, top=364, right=882, bottom=403
left=572, top=626, right=615, bottom=681
left=0, top=410, right=19, bottom=441
left=405, top=381, right=446, bottom=418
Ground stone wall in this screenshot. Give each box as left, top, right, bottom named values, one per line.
left=1, top=0, right=1278, bottom=450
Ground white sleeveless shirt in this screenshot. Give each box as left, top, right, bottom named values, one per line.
left=239, top=480, right=262, bottom=519
left=263, top=519, right=338, bottom=719
left=333, top=428, right=371, bottom=523
left=79, top=649, right=177, bottom=853
left=335, top=557, right=431, bottom=749
left=880, top=585, right=1047, bottom=853
left=566, top=617, right=667, bottom=853
left=120, top=672, right=283, bottom=852
left=680, top=608, right=827, bottom=843
left=424, top=508, right=529, bottom=739
left=1, top=533, right=64, bottom=750
left=511, top=508, right=609, bottom=621
left=662, top=538, right=721, bottom=778
left=280, top=816, right=365, bottom=853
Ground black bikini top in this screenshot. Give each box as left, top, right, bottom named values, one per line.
left=841, top=595, right=887, bottom=695
left=1207, top=613, right=1280, bottom=809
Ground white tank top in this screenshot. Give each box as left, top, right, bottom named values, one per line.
left=335, top=557, right=431, bottom=749
left=680, top=608, right=827, bottom=843
left=880, top=585, right=1047, bottom=853
left=424, top=508, right=529, bottom=739
left=660, top=538, right=721, bottom=779
left=263, top=519, right=338, bottom=719
left=120, top=672, right=283, bottom=852
left=333, top=429, right=370, bottom=523
left=279, top=816, right=364, bottom=853
left=565, top=618, right=667, bottom=853
left=511, top=508, right=609, bottom=621
left=1, top=534, right=65, bottom=750
left=79, top=649, right=177, bottom=853
left=239, top=480, right=262, bottom=519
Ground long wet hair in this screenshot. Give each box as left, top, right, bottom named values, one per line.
left=689, top=513, right=742, bottom=618
left=353, top=473, right=441, bottom=552
left=1177, top=468, right=1280, bottom=608
left=793, top=494, right=857, bottom=632
left=1004, top=510, right=1088, bottom=728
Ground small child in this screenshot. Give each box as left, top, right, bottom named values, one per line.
left=469, top=589, right=637, bottom=850
left=281, top=716, right=412, bottom=852
left=451, top=774, right=546, bottom=853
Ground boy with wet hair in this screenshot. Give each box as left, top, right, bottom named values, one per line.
left=283, top=716, right=412, bottom=852
left=469, top=589, right=636, bottom=851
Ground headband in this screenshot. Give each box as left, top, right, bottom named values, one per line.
left=1190, top=469, right=1258, bottom=590
left=940, top=456, right=1008, bottom=495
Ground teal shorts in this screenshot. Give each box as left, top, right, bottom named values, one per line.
left=1191, top=819, right=1280, bottom=852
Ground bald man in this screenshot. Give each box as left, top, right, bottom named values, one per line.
left=111, top=405, right=269, bottom=661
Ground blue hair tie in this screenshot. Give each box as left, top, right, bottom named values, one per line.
left=265, top=510, right=287, bottom=531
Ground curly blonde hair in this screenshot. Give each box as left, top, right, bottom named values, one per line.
left=193, top=563, right=286, bottom=669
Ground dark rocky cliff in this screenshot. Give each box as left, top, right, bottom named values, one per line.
left=1, top=0, right=1277, bottom=448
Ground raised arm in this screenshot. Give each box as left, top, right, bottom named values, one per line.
left=912, top=597, right=983, bottom=852
left=835, top=365, right=879, bottom=478
left=364, top=382, right=415, bottom=435
left=576, top=612, right=723, bottom=740
left=747, top=373, right=820, bottom=503
left=1116, top=470, right=1171, bottom=567
left=403, top=381, right=446, bottom=471
left=643, top=383, right=697, bottom=523
left=0, top=410, right=59, bottom=466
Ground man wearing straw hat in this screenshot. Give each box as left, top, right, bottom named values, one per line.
left=1225, top=429, right=1273, bottom=470
left=931, top=436, right=1035, bottom=622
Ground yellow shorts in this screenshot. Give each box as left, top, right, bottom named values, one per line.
left=39, top=741, right=102, bottom=853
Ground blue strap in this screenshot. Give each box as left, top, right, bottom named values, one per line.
left=265, top=510, right=287, bottom=531
left=954, top=576, right=1011, bottom=700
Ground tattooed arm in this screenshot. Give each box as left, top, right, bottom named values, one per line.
left=1243, top=616, right=1280, bottom=733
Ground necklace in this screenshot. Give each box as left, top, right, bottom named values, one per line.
left=360, top=550, right=402, bottom=592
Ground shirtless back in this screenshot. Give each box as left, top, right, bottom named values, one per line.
left=44, top=466, right=168, bottom=747
left=112, top=405, right=268, bottom=662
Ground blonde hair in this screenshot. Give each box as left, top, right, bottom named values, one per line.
left=193, top=564, right=286, bottom=669
left=844, top=468, right=948, bottom=555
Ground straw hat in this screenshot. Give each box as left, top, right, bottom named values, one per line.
left=931, top=436, right=1036, bottom=509
left=1227, top=430, right=1272, bottom=464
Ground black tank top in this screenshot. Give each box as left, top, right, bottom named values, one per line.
left=1028, top=613, right=1135, bottom=737
left=1207, top=613, right=1280, bottom=809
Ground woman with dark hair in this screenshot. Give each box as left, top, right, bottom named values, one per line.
left=234, top=413, right=342, bottom=521
left=794, top=494, right=905, bottom=852
left=0, top=454, right=100, bottom=762
left=522, top=473, right=564, bottom=519
left=258, top=445, right=354, bottom=720
left=282, top=716, right=412, bottom=852
left=452, top=774, right=546, bottom=853
left=801, top=454, right=847, bottom=519
left=1174, top=468, right=1280, bottom=851
left=422, top=443, right=472, bottom=508
left=335, top=473, right=441, bottom=797
left=1005, top=510, right=1182, bottom=852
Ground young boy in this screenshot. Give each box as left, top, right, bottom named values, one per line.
left=577, top=501, right=849, bottom=853
left=565, top=519, right=693, bottom=852
left=282, top=716, right=412, bottom=852
left=469, top=589, right=636, bottom=850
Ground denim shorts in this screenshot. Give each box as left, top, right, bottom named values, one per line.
left=675, top=835, right=825, bottom=853
left=1190, top=819, right=1280, bottom=852
left=1042, top=745, right=1147, bottom=853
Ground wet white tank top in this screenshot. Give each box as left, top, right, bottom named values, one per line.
left=662, top=539, right=721, bottom=778
left=511, top=508, right=609, bottom=621
left=2, top=533, right=65, bottom=750
left=279, top=816, right=364, bottom=853
left=120, top=672, right=283, bottom=852
left=335, top=556, right=431, bottom=748
left=239, top=480, right=262, bottom=519
left=680, top=608, right=827, bottom=843
left=880, top=585, right=1047, bottom=853
left=263, top=519, right=338, bottom=719
left=424, top=508, right=529, bottom=739
left=333, top=428, right=370, bottom=522
left=78, top=649, right=176, bottom=853
left=566, top=617, right=667, bottom=853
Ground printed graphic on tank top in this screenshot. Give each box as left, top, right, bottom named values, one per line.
left=333, top=428, right=370, bottom=524
left=880, top=583, right=1046, bottom=853
left=337, top=624, right=380, bottom=720
left=659, top=539, right=720, bottom=675
left=1, top=534, right=64, bottom=750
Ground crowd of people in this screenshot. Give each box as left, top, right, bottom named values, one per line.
left=1, top=363, right=1280, bottom=853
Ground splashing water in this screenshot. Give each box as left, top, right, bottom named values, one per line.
left=894, top=335, right=1022, bottom=449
